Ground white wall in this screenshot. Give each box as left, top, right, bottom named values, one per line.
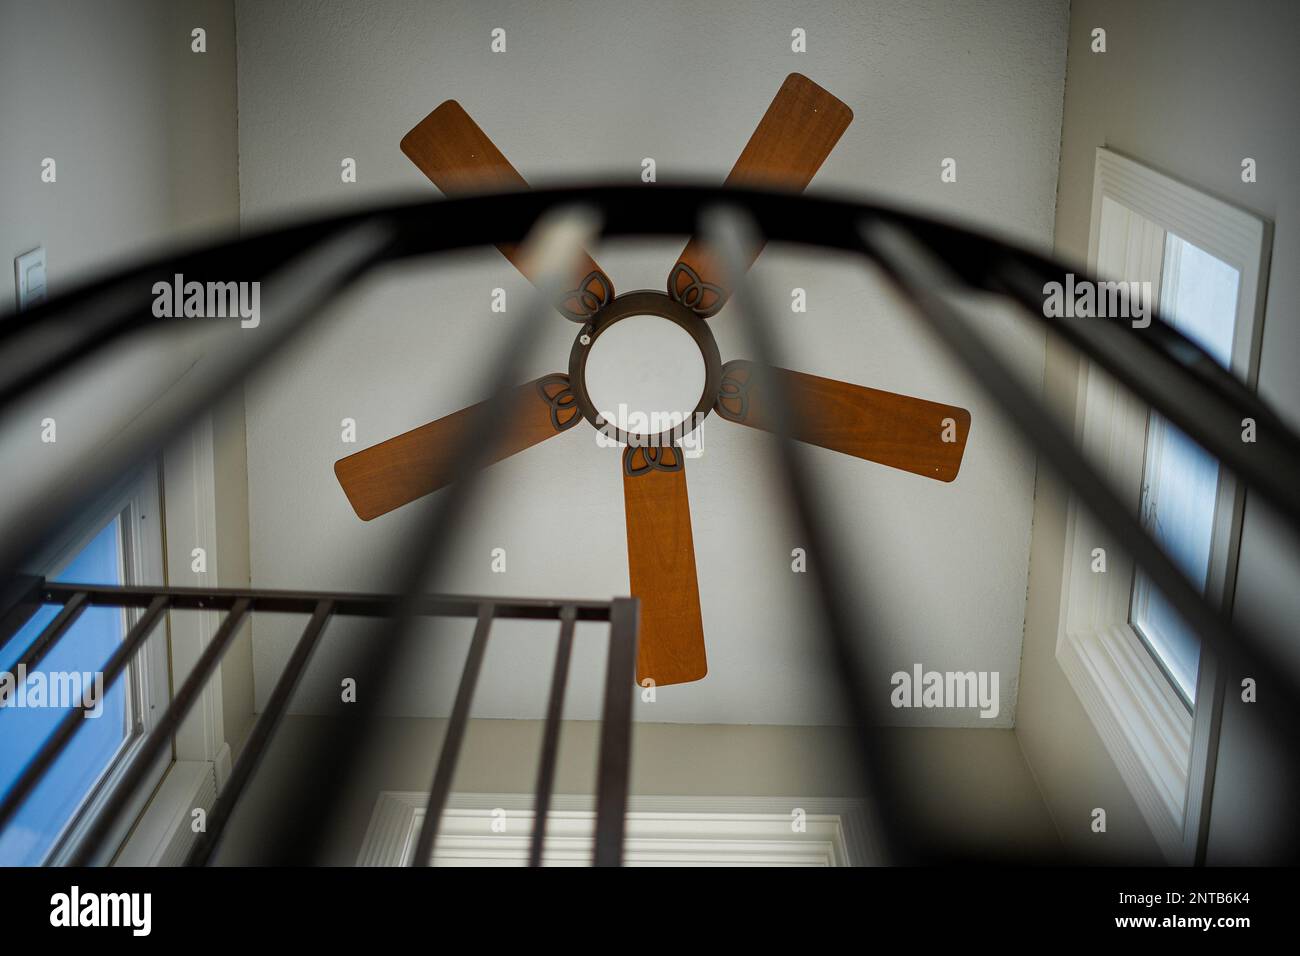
left=1016, top=0, right=1300, bottom=862
left=233, top=0, right=1069, bottom=727
left=0, top=0, right=239, bottom=304
left=0, top=0, right=240, bottom=527
left=0, top=0, right=255, bottom=752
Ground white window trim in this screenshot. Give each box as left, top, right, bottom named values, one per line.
left=111, top=759, right=218, bottom=866
left=3, top=346, right=236, bottom=864
left=358, top=792, right=877, bottom=867
left=1056, top=148, right=1270, bottom=862
left=106, top=414, right=233, bottom=865
left=160, top=414, right=232, bottom=778
left=18, top=465, right=172, bottom=865
left=51, top=415, right=232, bottom=865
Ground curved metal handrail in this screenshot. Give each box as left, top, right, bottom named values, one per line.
left=2, top=185, right=1297, bottom=864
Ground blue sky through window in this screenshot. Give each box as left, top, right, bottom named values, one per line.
left=1131, top=234, right=1241, bottom=703
left=0, top=517, right=129, bottom=865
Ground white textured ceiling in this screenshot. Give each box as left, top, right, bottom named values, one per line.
left=235, top=0, right=1068, bottom=726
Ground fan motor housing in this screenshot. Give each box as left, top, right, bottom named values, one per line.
left=568, top=290, right=721, bottom=448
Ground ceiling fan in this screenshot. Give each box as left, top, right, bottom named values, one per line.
left=334, top=73, right=972, bottom=688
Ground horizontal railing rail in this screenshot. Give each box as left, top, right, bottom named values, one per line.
left=0, top=580, right=637, bottom=868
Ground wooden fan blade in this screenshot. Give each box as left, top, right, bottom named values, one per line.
left=335, top=374, right=580, bottom=520
left=400, top=100, right=616, bottom=319
left=667, top=73, right=852, bottom=317
left=716, top=361, right=971, bottom=482
left=621, top=445, right=707, bottom=686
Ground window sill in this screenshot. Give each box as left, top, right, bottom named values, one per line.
left=1057, top=615, right=1192, bottom=859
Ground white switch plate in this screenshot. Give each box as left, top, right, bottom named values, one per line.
left=15, top=246, right=47, bottom=311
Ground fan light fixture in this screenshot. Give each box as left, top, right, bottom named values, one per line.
left=334, top=74, right=972, bottom=687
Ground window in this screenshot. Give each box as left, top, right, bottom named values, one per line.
left=0, top=469, right=167, bottom=864
left=1129, top=235, right=1242, bottom=704
left=1055, top=149, right=1270, bottom=861
left=359, top=792, right=875, bottom=866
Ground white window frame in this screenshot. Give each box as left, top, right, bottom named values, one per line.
left=111, top=415, right=235, bottom=866
left=158, top=415, right=233, bottom=777
left=1056, top=148, right=1270, bottom=862
left=358, top=792, right=877, bottom=867
left=11, top=413, right=235, bottom=865
left=18, top=464, right=171, bottom=865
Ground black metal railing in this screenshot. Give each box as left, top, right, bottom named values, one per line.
left=1, top=184, right=1297, bottom=865
left=0, top=581, right=636, bottom=866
